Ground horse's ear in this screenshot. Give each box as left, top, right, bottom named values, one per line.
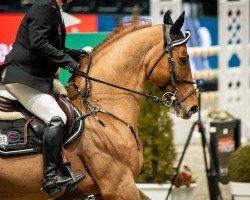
left=163, top=10, right=174, bottom=25
left=170, top=11, right=185, bottom=35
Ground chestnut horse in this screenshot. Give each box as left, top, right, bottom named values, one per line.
left=0, top=12, right=198, bottom=200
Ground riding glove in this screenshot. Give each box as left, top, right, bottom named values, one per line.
left=64, top=48, right=88, bottom=63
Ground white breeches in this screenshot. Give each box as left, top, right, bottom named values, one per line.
left=3, top=83, right=67, bottom=124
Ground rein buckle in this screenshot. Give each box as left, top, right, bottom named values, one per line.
left=162, top=89, right=178, bottom=106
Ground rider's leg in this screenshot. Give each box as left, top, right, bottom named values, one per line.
left=4, top=83, right=85, bottom=197
left=42, top=116, right=81, bottom=197
left=4, top=83, right=67, bottom=124
left=0, top=84, right=16, bottom=100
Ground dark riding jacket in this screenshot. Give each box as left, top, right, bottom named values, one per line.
left=2, top=0, right=78, bottom=94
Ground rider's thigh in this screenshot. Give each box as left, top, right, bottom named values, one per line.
left=4, top=83, right=67, bottom=124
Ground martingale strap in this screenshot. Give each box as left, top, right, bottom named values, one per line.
left=70, top=80, right=141, bottom=150
left=24, top=117, right=35, bottom=144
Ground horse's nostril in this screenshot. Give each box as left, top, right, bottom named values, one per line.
left=189, top=105, right=199, bottom=114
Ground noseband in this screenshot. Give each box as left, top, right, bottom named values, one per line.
left=152, top=25, right=197, bottom=107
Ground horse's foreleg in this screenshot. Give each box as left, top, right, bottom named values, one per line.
left=99, top=176, right=141, bottom=200
left=138, top=189, right=152, bottom=200
left=90, top=165, right=141, bottom=200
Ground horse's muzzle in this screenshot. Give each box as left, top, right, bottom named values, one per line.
left=188, top=105, right=199, bottom=115
left=184, top=105, right=199, bottom=119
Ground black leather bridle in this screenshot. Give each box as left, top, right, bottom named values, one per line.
left=157, top=25, right=197, bottom=107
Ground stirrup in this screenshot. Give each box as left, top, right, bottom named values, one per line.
left=42, top=173, right=85, bottom=198
left=62, top=163, right=86, bottom=191
left=67, top=172, right=86, bottom=191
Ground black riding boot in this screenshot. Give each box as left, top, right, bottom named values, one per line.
left=42, top=116, right=85, bottom=198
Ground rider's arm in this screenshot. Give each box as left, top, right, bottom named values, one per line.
left=28, top=3, right=78, bottom=72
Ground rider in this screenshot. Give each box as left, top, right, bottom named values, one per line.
left=1, top=0, right=85, bottom=198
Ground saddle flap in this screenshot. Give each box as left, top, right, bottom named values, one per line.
left=57, top=96, right=75, bottom=134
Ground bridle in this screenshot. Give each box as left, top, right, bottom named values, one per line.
left=153, top=25, right=198, bottom=107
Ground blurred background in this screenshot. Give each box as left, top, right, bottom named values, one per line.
left=0, top=0, right=219, bottom=74
left=0, top=0, right=217, bottom=16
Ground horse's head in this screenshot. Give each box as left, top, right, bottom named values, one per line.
left=146, top=11, right=198, bottom=119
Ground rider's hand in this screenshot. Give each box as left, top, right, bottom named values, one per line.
left=66, top=49, right=88, bottom=62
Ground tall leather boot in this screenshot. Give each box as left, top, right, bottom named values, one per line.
left=42, top=116, right=85, bottom=198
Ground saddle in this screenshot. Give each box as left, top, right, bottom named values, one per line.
left=0, top=94, right=84, bottom=156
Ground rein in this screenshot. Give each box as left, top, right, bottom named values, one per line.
left=73, top=69, right=168, bottom=105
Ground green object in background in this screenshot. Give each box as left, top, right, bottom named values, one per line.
left=136, top=82, right=175, bottom=183
left=228, top=145, right=250, bottom=182
left=59, top=32, right=109, bottom=85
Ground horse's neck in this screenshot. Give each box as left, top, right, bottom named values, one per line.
left=82, top=25, right=163, bottom=124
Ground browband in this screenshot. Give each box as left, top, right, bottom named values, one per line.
left=171, top=30, right=191, bottom=47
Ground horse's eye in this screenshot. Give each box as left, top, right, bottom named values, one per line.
left=179, top=57, right=189, bottom=64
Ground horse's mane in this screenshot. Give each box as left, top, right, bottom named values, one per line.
left=91, top=19, right=152, bottom=55
left=74, top=19, right=152, bottom=81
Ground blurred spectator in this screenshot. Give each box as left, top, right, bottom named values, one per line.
left=0, top=0, right=215, bottom=16
left=183, top=0, right=217, bottom=17
left=0, top=0, right=33, bottom=12
left=202, top=0, right=217, bottom=16
left=21, top=0, right=35, bottom=5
